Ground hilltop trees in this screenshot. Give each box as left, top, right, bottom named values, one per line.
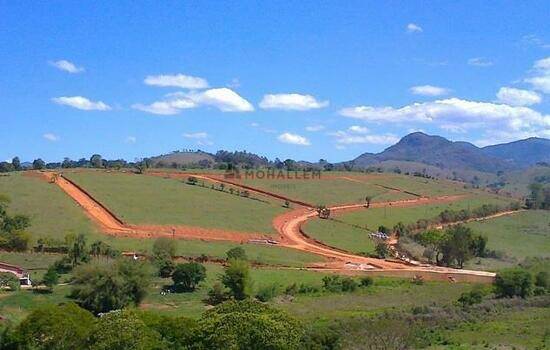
left=11, top=157, right=21, bottom=171
left=90, top=154, right=103, bottom=168
left=527, top=183, right=550, bottom=209
left=32, top=158, right=45, bottom=170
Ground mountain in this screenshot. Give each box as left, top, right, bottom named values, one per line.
left=482, top=137, right=550, bottom=167
left=150, top=150, right=215, bottom=167
left=352, top=132, right=515, bottom=173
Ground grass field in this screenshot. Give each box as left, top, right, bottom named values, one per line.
left=0, top=173, right=97, bottom=240
left=428, top=306, right=550, bottom=349
left=303, top=218, right=376, bottom=254
left=0, top=263, right=472, bottom=324
left=468, top=210, right=550, bottom=260
left=65, top=171, right=286, bottom=235
left=334, top=194, right=513, bottom=231
left=235, top=172, right=470, bottom=206
left=0, top=172, right=322, bottom=267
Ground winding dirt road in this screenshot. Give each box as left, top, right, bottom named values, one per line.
left=43, top=170, right=520, bottom=282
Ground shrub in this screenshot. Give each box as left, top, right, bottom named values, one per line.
left=256, top=283, right=281, bottom=302
left=0, top=272, right=20, bottom=291
left=172, top=262, right=206, bottom=292
left=375, top=242, right=390, bottom=258
left=226, top=246, right=247, bottom=261
left=494, top=268, right=533, bottom=298
left=360, top=276, right=374, bottom=287
left=205, top=282, right=229, bottom=305
left=341, top=277, right=358, bottom=292
left=535, top=271, right=548, bottom=289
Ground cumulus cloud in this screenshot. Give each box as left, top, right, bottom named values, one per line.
left=468, top=57, right=494, bottom=67
left=144, top=74, right=209, bottom=89
left=186, top=88, right=254, bottom=112
left=406, top=23, right=423, bottom=33
left=259, top=93, right=329, bottom=111
left=305, top=125, right=325, bottom=132
left=49, top=60, right=84, bottom=73
left=277, top=132, right=311, bottom=146
left=43, top=133, right=59, bottom=142
left=132, top=99, right=196, bottom=115
left=52, top=96, right=111, bottom=111
left=348, top=125, right=369, bottom=134
left=133, top=88, right=253, bottom=115
left=525, top=57, right=550, bottom=93
left=330, top=130, right=398, bottom=145
left=410, top=85, right=450, bottom=96
left=496, top=87, right=541, bottom=106
left=339, top=98, right=550, bottom=140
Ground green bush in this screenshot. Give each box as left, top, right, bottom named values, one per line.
left=494, top=268, right=533, bottom=298
left=256, top=283, right=281, bottom=302
left=360, top=276, right=374, bottom=287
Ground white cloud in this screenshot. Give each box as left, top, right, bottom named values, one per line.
left=52, top=96, right=111, bottom=111
left=525, top=57, right=550, bottom=93
left=125, top=136, right=137, bottom=144
left=49, top=60, right=84, bottom=73
left=339, top=98, right=550, bottom=140
left=410, top=85, right=450, bottom=96
left=277, top=132, right=311, bottom=146
left=132, top=99, right=196, bottom=115
left=496, top=87, right=541, bottom=106
left=468, top=57, right=494, bottom=67
left=43, top=133, right=59, bottom=142
left=330, top=130, right=398, bottom=145
left=183, top=132, right=208, bottom=139
left=348, top=125, right=369, bottom=134
left=186, top=88, right=254, bottom=112
left=406, top=23, right=423, bottom=33
left=259, top=93, right=329, bottom=111
left=144, top=74, right=209, bottom=89
left=305, top=125, right=325, bottom=132
left=519, top=35, right=550, bottom=49
left=133, top=88, right=252, bottom=115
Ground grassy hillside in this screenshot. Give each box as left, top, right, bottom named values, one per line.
left=468, top=210, right=550, bottom=260
left=65, top=171, right=286, bottom=234
left=303, top=218, right=376, bottom=254
left=0, top=172, right=97, bottom=241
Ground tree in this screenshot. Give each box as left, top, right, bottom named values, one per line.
left=187, top=176, right=198, bottom=185
left=195, top=300, right=303, bottom=350
left=11, top=157, right=21, bottom=171
left=0, top=272, right=20, bottom=291
left=365, top=196, right=372, bottom=208
left=42, top=265, right=59, bottom=291
left=375, top=242, right=390, bottom=258
left=12, top=303, right=95, bottom=350
left=0, top=198, right=31, bottom=252
left=90, top=154, right=103, bottom=168
left=438, top=225, right=476, bottom=268
left=70, top=259, right=151, bottom=314
left=535, top=271, right=548, bottom=290
left=153, top=237, right=176, bottom=258
left=494, top=268, right=533, bottom=298
left=68, top=233, right=89, bottom=267
left=87, top=309, right=163, bottom=350
left=155, top=254, right=175, bottom=278
left=32, top=158, right=45, bottom=170
left=222, top=259, right=253, bottom=300
left=226, top=246, right=247, bottom=261
left=172, top=262, right=206, bottom=292
left=136, top=311, right=197, bottom=349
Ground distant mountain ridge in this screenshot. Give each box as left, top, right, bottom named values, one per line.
left=351, top=132, right=550, bottom=173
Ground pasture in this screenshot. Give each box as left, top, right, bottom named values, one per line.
left=65, top=171, right=286, bottom=235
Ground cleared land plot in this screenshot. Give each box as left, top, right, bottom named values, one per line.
left=65, top=171, right=286, bottom=235
left=237, top=177, right=388, bottom=206
left=303, top=218, right=376, bottom=254
left=233, top=172, right=470, bottom=206
left=0, top=173, right=321, bottom=267
left=0, top=173, right=96, bottom=240
left=465, top=210, right=550, bottom=261
left=334, top=194, right=514, bottom=231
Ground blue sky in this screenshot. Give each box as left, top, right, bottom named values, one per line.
left=1, top=1, right=549, bottom=163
